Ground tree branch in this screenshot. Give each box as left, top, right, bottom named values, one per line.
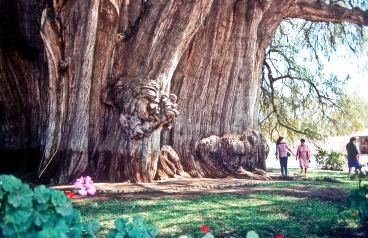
left=286, top=0, right=368, bottom=26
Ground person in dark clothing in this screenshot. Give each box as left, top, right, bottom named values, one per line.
left=346, top=137, right=360, bottom=177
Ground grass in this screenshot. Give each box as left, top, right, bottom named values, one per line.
left=264, top=168, right=359, bottom=193
left=72, top=169, right=361, bottom=238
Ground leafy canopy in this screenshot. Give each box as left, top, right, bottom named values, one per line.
left=259, top=9, right=368, bottom=142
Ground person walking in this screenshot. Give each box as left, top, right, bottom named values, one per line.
left=346, top=137, right=360, bottom=177
left=276, top=136, right=294, bottom=176
left=296, top=139, right=311, bottom=176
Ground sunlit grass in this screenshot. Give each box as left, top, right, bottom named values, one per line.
left=72, top=169, right=362, bottom=237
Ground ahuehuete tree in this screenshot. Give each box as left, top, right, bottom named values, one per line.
left=1, top=0, right=367, bottom=184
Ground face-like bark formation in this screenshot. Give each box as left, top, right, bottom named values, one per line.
left=0, top=0, right=367, bottom=183
left=103, top=75, right=179, bottom=139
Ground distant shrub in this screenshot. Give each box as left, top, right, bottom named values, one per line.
left=315, top=148, right=346, bottom=171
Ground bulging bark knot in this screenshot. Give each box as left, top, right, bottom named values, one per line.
left=103, top=75, right=179, bottom=139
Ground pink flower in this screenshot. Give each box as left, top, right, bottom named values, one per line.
left=85, top=176, right=93, bottom=183
left=73, top=177, right=84, bottom=188
left=73, top=176, right=96, bottom=196
left=87, top=186, right=96, bottom=195
left=78, top=187, right=88, bottom=196
left=275, top=235, right=284, bottom=238
left=200, top=225, right=210, bottom=233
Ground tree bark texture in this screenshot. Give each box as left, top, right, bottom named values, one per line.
left=1, top=0, right=367, bottom=184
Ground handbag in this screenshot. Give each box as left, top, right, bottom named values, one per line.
left=287, top=152, right=291, bottom=157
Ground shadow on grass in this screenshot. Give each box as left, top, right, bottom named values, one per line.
left=73, top=191, right=358, bottom=238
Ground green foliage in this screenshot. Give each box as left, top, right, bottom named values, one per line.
left=107, top=216, right=159, bottom=238
left=314, top=148, right=347, bottom=171
left=259, top=14, right=368, bottom=142
left=0, top=174, right=100, bottom=237
left=346, top=164, right=368, bottom=229
left=246, top=230, right=259, bottom=238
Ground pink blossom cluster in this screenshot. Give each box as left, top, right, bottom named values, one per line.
left=73, top=176, right=96, bottom=196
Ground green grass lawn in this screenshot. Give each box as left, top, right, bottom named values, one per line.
left=72, top=169, right=361, bottom=238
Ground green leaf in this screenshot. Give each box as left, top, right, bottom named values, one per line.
left=0, top=218, right=17, bottom=236
left=5, top=204, right=33, bottom=224
left=116, top=231, right=128, bottom=238
left=69, top=223, right=83, bottom=238
left=0, top=189, right=3, bottom=199
left=54, top=218, right=69, bottom=235
left=69, top=208, right=81, bottom=227
left=202, top=233, right=215, bottom=238
left=7, top=183, right=33, bottom=208
left=34, top=203, right=49, bottom=212
left=149, top=225, right=159, bottom=236
left=32, top=209, right=51, bottom=226
left=114, top=217, right=129, bottom=231
left=0, top=215, right=32, bottom=234
left=0, top=175, right=22, bottom=193
left=50, top=189, right=68, bottom=206
left=87, top=218, right=101, bottom=232
left=246, top=230, right=260, bottom=238
left=18, top=231, right=37, bottom=238
left=33, top=185, right=51, bottom=204
left=56, top=202, right=73, bottom=217
left=15, top=219, right=33, bottom=233
left=49, top=189, right=73, bottom=216
left=107, top=229, right=119, bottom=238
left=37, top=227, right=60, bottom=238
left=83, top=221, right=99, bottom=238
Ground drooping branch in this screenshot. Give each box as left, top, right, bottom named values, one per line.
left=260, top=45, right=352, bottom=139
left=287, top=0, right=368, bottom=26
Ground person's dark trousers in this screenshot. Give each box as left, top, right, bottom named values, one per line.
left=280, top=156, right=288, bottom=176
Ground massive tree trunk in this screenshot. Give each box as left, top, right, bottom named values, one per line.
left=0, top=0, right=367, bottom=184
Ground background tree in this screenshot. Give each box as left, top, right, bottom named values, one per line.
left=259, top=15, right=368, bottom=140
left=0, top=0, right=368, bottom=184
left=259, top=17, right=368, bottom=142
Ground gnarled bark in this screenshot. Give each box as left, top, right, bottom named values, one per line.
left=155, top=145, right=191, bottom=180
left=1, top=0, right=367, bottom=184
left=195, top=128, right=269, bottom=178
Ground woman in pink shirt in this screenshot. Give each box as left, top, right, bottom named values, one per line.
left=296, top=139, right=310, bottom=176
left=276, top=136, right=294, bottom=176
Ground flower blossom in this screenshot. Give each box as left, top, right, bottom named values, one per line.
left=65, top=191, right=75, bottom=198
left=200, top=225, right=210, bottom=233
left=73, top=176, right=96, bottom=196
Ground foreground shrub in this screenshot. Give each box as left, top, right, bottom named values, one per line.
left=107, top=216, right=158, bottom=238
left=0, top=174, right=99, bottom=237
left=315, top=148, right=346, bottom=171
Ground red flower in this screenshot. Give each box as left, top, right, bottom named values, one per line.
left=65, top=191, right=75, bottom=198
left=200, top=225, right=210, bottom=233
left=275, top=235, right=284, bottom=238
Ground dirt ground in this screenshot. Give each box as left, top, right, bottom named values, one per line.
left=51, top=172, right=348, bottom=203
